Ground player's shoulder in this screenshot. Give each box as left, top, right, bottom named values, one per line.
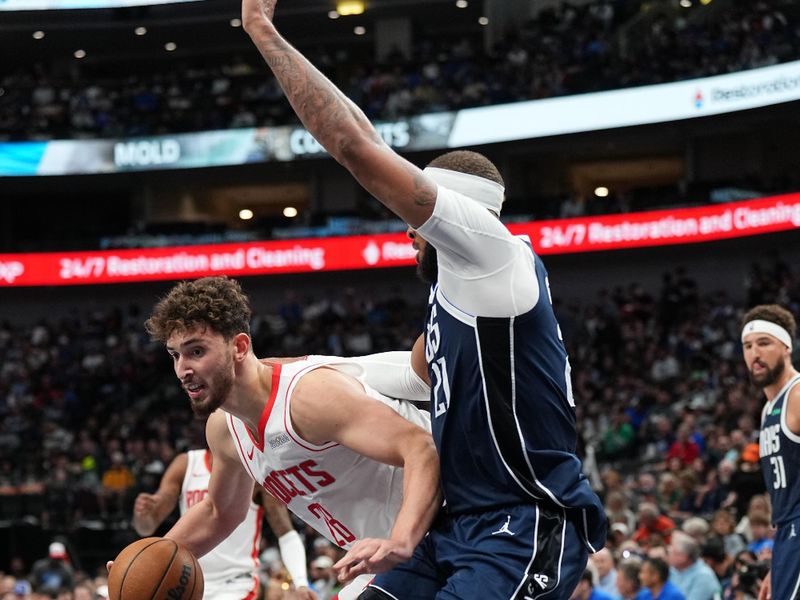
left=787, top=375, right=800, bottom=399
left=293, top=364, right=351, bottom=395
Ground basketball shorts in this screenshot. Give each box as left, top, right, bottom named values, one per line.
left=771, top=520, right=800, bottom=600
left=367, top=503, right=589, bottom=599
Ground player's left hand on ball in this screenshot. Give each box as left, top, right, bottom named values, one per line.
left=333, top=538, right=412, bottom=583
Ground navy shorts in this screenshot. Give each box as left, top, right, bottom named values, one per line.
left=368, top=503, right=589, bottom=599
left=772, top=521, right=800, bottom=599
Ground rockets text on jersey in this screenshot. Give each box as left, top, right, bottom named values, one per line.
left=260, top=460, right=335, bottom=504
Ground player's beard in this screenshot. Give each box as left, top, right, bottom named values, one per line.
left=416, top=243, right=438, bottom=284
left=749, top=358, right=785, bottom=389
left=190, top=353, right=235, bottom=417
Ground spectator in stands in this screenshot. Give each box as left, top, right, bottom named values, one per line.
left=709, top=510, right=746, bottom=559
left=735, top=495, right=770, bottom=542
left=693, top=462, right=733, bottom=515
left=11, top=580, right=31, bottom=600
left=606, top=490, right=637, bottom=534
left=667, top=531, right=721, bottom=600
left=656, top=473, right=681, bottom=517
left=570, top=568, right=617, bottom=600
left=666, top=425, right=700, bottom=467
left=617, top=559, right=648, bottom=600
left=610, top=523, right=632, bottom=551
left=744, top=512, right=774, bottom=558
left=591, top=548, right=618, bottom=596
left=699, top=538, right=733, bottom=594
left=599, top=411, right=636, bottom=461
left=0, top=576, right=16, bottom=597
left=71, top=585, right=92, bottom=600
left=681, top=518, right=710, bottom=546
left=42, top=454, right=76, bottom=530
left=99, top=451, right=134, bottom=521
left=308, top=556, right=338, bottom=600
left=29, top=542, right=74, bottom=596
left=729, top=445, right=766, bottom=520
left=634, top=503, right=676, bottom=547
left=640, top=557, right=686, bottom=600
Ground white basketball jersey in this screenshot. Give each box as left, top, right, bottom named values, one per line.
left=180, top=450, right=262, bottom=589
left=225, top=358, right=430, bottom=549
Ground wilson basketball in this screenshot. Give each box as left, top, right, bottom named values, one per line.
left=108, top=537, right=203, bottom=600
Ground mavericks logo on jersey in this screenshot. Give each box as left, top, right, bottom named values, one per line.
left=761, top=423, right=787, bottom=489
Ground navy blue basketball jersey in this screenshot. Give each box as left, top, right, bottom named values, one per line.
left=759, top=375, right=800, bottom=525
left=423, top=248, right=606, bottom=551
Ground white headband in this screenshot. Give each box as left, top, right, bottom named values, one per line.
left=423, top=167, right=505, bottom=214
left=741, top=319, right=793, bottom=350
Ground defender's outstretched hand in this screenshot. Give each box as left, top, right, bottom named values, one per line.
left=333, top=537, right=413, bottom=583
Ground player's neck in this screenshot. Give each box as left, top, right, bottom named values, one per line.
left=763, top=364, right=800, bottom=402
left=224, top=356, right=274, bottom=437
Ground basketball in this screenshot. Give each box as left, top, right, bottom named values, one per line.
left=108, top=537, right=203, bottom=600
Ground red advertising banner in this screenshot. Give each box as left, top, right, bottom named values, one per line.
left=1, top=194, right=798, bottom=287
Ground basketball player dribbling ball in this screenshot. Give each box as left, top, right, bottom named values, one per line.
left=241, top=1, right=607, bottom=598
left=132, top=448, right=313, bottom=599
left=139, top=276, right=439, bottom=600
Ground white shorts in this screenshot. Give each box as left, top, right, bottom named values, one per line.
left=203, top=574, right=259, bottom=600
left=336, top=574, right=374, bottom=600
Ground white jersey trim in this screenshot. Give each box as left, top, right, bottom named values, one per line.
left=435, top=286, right=477, bottom=326
left=789, top=567, right=800, bottom=600
left=511, top=505, right=540, bottom=599
left=367, top=586, right=400, bottom=600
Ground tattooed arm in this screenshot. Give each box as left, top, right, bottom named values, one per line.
left=241, top=0, right=436, bottom=228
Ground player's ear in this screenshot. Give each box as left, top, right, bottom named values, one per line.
left=232, top=332, right=251, bottom=360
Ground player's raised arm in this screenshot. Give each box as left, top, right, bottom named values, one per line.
left=164, top=411, right=254, bottom=558
left=290, top=368, right=441, bottom=580
left=132, top=453, right=186, bottom=536
left=241, top=0, right=437, bottom=229
left=347, top=341, right=431, bottom=401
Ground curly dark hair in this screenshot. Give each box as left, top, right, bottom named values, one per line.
left=145, top=276, right=251, bottom=342
left=741, top=304, right=797, bottom=339
left=427, top=150, right=504, bottom=188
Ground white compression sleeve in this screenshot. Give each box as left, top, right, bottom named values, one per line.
left=349, top=351, right=431, bottom=402
left=278, top=530, right=309, bottom=589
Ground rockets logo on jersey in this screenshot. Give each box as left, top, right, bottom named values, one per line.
left=185, top=488, right=208, bottom=508
left=261, top=459, right=336, bottom=504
